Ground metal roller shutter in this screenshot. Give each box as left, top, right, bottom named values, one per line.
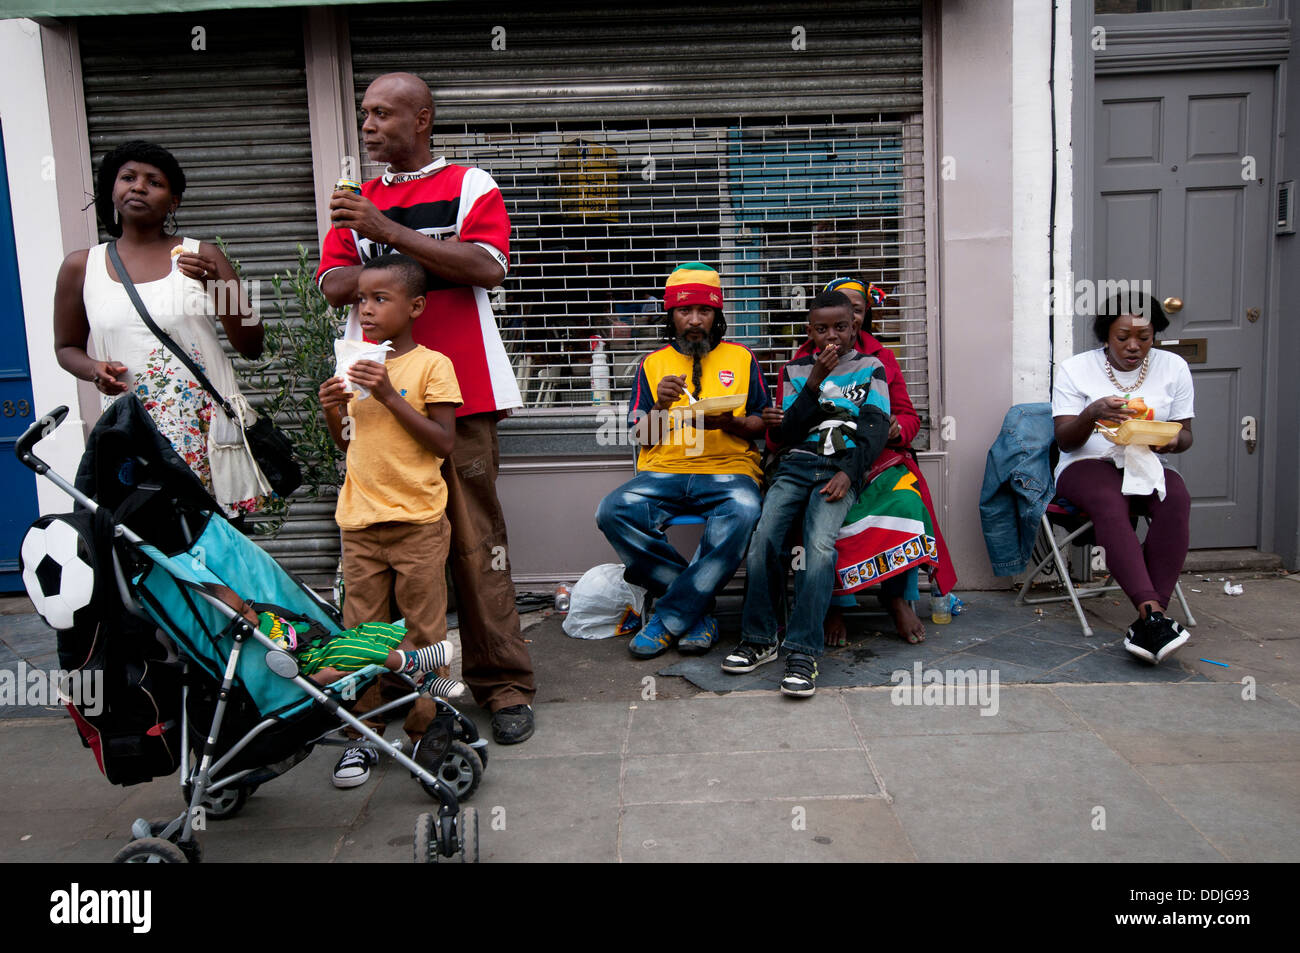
left=348, top=0, right=930, bottom=451
left=79, top=9, right=339, bottom=584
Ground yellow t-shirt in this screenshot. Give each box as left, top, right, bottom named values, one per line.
left=335, top=345, right=462, bottom=531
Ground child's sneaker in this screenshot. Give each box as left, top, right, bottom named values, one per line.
left=420, top=672, right=466, bottom=699
left=780, top=652, right=819, bottom=697
left=332, top=746, right=379, bottom=788
left=677, top=616, right=719, bottom=655
left=721, top=641, right=778, bottom=674
left=628, top=615, right=675, bottom=658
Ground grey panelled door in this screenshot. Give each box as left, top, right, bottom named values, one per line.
left=1095, top=69, right=1273, bottom=548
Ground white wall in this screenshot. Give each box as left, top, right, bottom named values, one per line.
left=0, top=18, right=85, bottom=513
left=1011, top=0, right=1074, bottom=404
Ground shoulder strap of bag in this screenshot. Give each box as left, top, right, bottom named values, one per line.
left=106, top=241, right=239, bottom=422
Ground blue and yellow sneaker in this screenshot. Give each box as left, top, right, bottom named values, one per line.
left=628, top=614, right=675, bottom=658
left=677, top=615, right=719, bottom=655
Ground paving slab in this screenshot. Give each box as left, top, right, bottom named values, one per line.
left=1050, top=683, right=1300, bottom=735
left=841, top=684, right=1085, bottom=736
left=869, top=730, right=1225, bottom=862
left=1133, top=760, right=1300, bottom=862
left=623, top=748, right=878, bottom=805
left=621, top=797, right=916, bottom=863
left=625, top=691, right=861, bottom=755
left=478, top=700, right=629, bottom=759
left=1034, top=642, right=1205, bottom=683
left=0, top=615, right=57, bottom=656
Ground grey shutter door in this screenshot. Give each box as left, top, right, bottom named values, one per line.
left=79, top=9, right=339, bottom=584
left=347, top=1, right=930, bottom=448
left=349, top=0, right=922, bottom=122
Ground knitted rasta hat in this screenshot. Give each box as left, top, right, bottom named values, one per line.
left=664, top=262, right=724, bottom=312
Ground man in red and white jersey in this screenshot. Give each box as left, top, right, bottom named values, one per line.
left=317, top=73, right=536, bottom=777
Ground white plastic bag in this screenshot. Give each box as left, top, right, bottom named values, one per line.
left=562, top=564, right=646, bottom=640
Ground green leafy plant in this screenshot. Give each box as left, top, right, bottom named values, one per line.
left=257, top=244, right=349, bottom=496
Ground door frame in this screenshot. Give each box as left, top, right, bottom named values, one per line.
left=1071, top=0, right=1292, bottom=558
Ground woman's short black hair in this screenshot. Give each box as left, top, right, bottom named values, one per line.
left=1093, top=288, right=1169, bottom=341
left=663, top=306, right=727, bottom=348
left=94, top=141, right=187, bottom=238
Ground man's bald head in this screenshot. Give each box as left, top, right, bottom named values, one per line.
left=369, top=72, right=434, bottom=114
left=360, top=72, right=436, bottom=170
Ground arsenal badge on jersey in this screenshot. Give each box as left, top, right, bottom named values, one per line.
left=718, top=370, right=734, bottom=387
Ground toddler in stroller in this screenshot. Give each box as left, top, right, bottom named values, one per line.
left=207, top=583, right=464, bottom=699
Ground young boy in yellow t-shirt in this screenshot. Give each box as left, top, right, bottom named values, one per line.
left=318, top=252, right=462, bottom=787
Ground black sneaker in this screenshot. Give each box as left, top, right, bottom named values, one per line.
left=332, top=746, right=379, bottom=788
left=1150, top=611, right=1189, bottom=663
left=1124, top=611, right=1188, bottom=665
left=780, top=652, right=819, bottom=697
left=721, top=641, right=778, bottom=674
left=491, top=704, right=535, bottom=745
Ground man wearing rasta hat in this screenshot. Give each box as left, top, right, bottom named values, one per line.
left=596, top=263, right=772, bottom=658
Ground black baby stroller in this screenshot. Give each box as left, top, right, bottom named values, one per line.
left=16, top=399, right=486, bottom=862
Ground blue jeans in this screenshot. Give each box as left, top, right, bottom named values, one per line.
left=741, top=454, right=858, bottom=656
left=596, top=471, right=762, bottom=636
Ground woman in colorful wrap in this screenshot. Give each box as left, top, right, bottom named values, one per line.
left=783, top=277, right=956, bottom=645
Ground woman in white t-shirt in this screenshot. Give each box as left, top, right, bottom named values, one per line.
left=1052, top=292, right=1194, bottom=665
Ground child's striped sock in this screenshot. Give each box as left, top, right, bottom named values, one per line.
left=400, top=640, right=455, bottom=676
left=420, top=673, right=466, bottom=699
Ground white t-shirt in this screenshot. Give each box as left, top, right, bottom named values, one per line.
left=1051, top=347, right=1195, bottom=480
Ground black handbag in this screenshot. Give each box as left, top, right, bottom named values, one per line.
left=107, top=242, right=302, bottom=497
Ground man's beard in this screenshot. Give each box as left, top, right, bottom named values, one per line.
left=677, top=334, right=711, bottom=399
left=677, top=335, right=711, bottom=360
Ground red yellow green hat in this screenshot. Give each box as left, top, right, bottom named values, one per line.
left=664, top=262, right=724, bottom=312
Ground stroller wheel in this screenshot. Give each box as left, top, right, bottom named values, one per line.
left=413, top=812, right=436, bottom=864
left=426, top=740, right=483, bottom=802
left=456, top=807, right=479, bottom=863
left=183, top=783, right=251, bottom=820
left=114, top=837, right=189, bottom=864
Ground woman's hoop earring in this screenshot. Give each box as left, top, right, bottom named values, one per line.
left=164, top=210, right=178, bottom=235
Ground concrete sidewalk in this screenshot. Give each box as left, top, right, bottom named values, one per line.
left=1, top=572, right=1297, bottom=862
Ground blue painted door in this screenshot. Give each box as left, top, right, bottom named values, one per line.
left=0, top=122, right=41, bottom=592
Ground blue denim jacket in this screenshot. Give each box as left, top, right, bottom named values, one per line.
left=979, top=403, right=1055, bottom=576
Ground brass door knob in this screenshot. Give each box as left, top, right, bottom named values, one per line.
left=1162, top=296, right=1184, bottom=314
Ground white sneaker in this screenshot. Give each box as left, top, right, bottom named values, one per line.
left=332, top=746, right=379, bottom=788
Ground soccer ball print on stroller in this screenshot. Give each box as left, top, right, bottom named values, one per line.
left=15, top=398, right=485, bottom=863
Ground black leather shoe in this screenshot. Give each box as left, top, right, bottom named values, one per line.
left=491, top=704, right=535, bottom=745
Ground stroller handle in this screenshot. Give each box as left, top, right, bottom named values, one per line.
left=15, top=405, right=69, bottom=475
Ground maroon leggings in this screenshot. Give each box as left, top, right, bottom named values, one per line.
left=1055, top=459, right=1190, bottom=610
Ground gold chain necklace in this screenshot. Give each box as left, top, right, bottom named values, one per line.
left=1102, top=349, right=1150, bottom=395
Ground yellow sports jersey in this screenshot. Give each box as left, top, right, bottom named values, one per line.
left=630, top=341, right=771, bottom=483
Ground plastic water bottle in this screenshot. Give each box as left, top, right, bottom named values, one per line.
left=590, top=336, right=610, bottom=405
left=930, top=585, right=951, bottom=625
left=554, top=584, right=571, bottom=613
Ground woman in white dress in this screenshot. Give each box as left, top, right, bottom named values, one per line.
left=52, top=141, right=269, bottom=517
left=1052, top=291, right=1194, bottom=665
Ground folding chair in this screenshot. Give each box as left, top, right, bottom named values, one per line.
left=1014, top=492, right=1197, bottom=638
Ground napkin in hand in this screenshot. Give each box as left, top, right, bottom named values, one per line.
left=1118, top=443, right=1167, bottom=501
left=334, top=338, right=393, bottom=400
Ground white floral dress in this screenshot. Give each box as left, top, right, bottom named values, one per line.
left=82, top=240, right=270, bottom=516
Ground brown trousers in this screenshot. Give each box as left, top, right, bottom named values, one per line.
left=341, top=517, right=450, bottom=740
left=442, top=413, right=536, bottom=711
